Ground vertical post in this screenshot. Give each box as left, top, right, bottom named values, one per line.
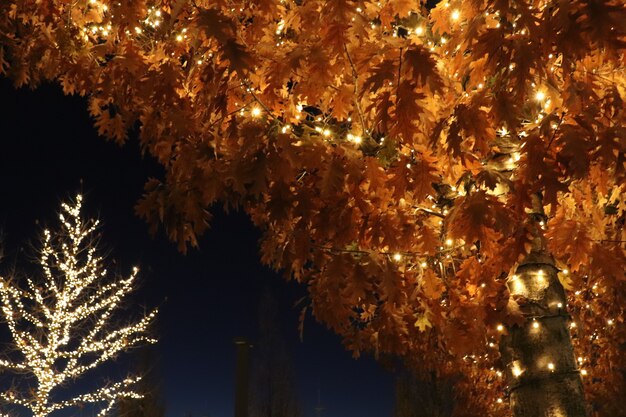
left=234, top=337, right=251, bottom=417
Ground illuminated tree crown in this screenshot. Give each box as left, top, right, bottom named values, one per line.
left=0, top=195, right=157, bottom=417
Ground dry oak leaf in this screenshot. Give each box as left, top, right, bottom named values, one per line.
left=546, top=210, right=593, bottom=272
left=422, top=268, right=444, bottom=299
left=447, top=191, right=510, bottom=246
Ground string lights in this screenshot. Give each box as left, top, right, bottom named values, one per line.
left=0, top=196, right=157, bottom=417
left=3, top=0, right=624, bottom=414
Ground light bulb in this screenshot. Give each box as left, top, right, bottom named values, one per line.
left=535, top=91, right=546, bottom=101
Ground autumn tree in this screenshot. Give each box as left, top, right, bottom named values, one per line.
left=0, top=195, right=158, bottom=417
left=1, top=0, right=625, bottom=416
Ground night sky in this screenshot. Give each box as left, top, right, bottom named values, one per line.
left=0, top=79, right=394, bottom=417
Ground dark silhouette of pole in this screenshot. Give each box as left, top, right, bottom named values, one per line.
left=315, top=386, right=324, bottom=417
left=234, top=337, right=252, bottom=417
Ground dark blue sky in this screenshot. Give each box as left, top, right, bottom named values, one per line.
left=0, top=79, right=394, bottom=417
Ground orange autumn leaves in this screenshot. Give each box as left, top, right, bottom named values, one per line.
left=1, top=0, right=626, bottom=414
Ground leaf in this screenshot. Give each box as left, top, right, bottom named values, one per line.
left=194, top=8, right=236, bottom=43
left=410, top=157, right=439, bottom=201
left=222, top=39, right=253, bottom=77
left=363, top=59, right=397, bottom=92
left=392, top=81, right=425, bottom=143
left=447, top=191, right=511, bottom=248
left=590, top=243, right=626, bottom=282
left=546, top=209, right=593, bottom=271
left=402, top=46, right=444, bottom=93
left=422, top=269, right=444, bottom=299
left=416, top=224, right=440, bottom=255
left=318, top=154, right=346, bottom=199
left=331, top=83, right=355, bottom=120
left=367, top=90, right=394, bottom=134
left=475, top=168, right=511, bottom=191
left=414, top=314, right=432, bottom=332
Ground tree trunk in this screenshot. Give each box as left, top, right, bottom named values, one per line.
left=501, top=250, right=588, bottom=417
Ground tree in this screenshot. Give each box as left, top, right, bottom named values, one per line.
left=0, top=195, right=158, bottom=417
left=249, top=289, right=300, bottom=417
left=1, top=1, right=625, bottom=415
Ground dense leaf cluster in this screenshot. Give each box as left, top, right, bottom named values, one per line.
left=1, top=0, right=625, bottom=414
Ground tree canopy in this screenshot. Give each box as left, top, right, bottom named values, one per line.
left=1, top=0, right=625, bottom=415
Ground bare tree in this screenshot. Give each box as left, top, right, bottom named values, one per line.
left=0, top=195, right=157, bottom=417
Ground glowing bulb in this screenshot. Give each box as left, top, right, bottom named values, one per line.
left=547, top=362, right=555, bottom=371
left=580, top=369, right=587, bottom=376
left=176, top=34, right=183, bottom=41
left=415, top=26, right=424, bottom=35
left=251, top=107, right=261, bottom=117
left=497, top=324, right=504, bottom=332
left=608, top=319, right=614, bottom=325
left=535, top=91, right=546, bottom=101
left=557, top=303, right=563, bottom=308
left=451, top=9, right=460, bottom=20
left=445, top=238, right=453, bottom=246
left=532, top=321, right=539, bottom=329
left=562, top=269, right=569, bottom=275
left=393, top=253, right=402, bottom=262
left=512, top=364, right=523, bottom=377
left=420, top=262, right=427, bottom=268
left=322, top=129, right=331, bottom=137
left=537, top=270, right=544, bottom=282
left=570, top=322, right=576, bottom=328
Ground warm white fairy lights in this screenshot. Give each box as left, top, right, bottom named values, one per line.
left=511, top=361, right=524, bottom=377
left=0, top=196, right=157, bottom=417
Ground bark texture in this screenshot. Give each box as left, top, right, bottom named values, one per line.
left=501, top=250, right=588, bottom=417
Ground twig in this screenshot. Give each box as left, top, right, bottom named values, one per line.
left=412, top=205, right=446, bottom=219
left=342, top=42, right=369, bottom=135
left=241, top=81, right=279, bottom=123
left=396, top=47, right=403, bottom=98
left=546, top=112, right=565, bottom=149
left=206, top=100, right=254, bottom=130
